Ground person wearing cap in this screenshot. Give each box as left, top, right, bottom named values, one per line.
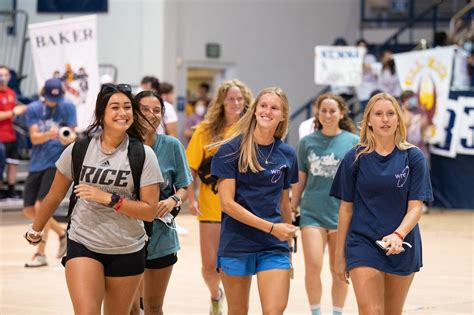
left=23, top=78, right=77, bottom=267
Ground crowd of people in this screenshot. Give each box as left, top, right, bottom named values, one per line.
left=4, top=25, right=462, bottom=312
left=8, top=62, right=433, bottom=314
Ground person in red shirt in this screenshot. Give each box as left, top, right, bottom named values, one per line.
left=0, top=65, right=27, bottom=199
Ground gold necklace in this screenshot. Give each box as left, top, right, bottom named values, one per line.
left=257, top=141, right=275, bottom=165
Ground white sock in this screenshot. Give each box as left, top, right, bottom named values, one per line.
left=310, top=304, right=321, bottom=315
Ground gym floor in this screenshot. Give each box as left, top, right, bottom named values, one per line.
left=1, top=209, right=472, bottom=314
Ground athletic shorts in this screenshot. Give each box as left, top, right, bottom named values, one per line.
left=2, top=141, right=20, bottom=163
left=145, top=252, right=178, bottom=269
left=217, top=252, right=291, bottom=276
left=23, top=168, right=56, bottom=207
left=61, top=239, right=146, bottom=277
left=0, top=143, right=5, bottom=180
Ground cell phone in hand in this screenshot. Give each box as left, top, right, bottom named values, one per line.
left=376, top=240, right=389, bottom=251
left=376, top=240, right=406, bottom=252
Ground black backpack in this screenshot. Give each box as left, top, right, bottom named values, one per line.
left=67, top=136, right=153, bottom=237
left=197, top=155, right=218, bottom=194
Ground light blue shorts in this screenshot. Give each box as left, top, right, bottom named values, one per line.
left=217, top=252, right=290, bottom=276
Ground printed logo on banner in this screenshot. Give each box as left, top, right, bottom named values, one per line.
left=50, top=64, right=89, bottom=105
left=394, top=47, right=455, bottom=146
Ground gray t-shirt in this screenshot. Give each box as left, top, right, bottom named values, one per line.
left=56, top=134, right=163, bottom=254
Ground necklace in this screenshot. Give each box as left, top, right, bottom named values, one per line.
left=258, top=140, right=275, bottom=165
left=101, top=137, right=118, bottom=154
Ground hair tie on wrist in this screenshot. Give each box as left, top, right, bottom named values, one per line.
left=269, top=223, right=275, bottom=234
left=393, top=231, right=404, bottom=241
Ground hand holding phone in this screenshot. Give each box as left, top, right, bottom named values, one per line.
left=376, top=240, right=406, bottom=252
left=376, top=240, right=412, bottom=252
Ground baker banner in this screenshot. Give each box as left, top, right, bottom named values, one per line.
left=28, top=15, right=99, bottom=130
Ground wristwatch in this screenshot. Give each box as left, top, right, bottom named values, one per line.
left=170, top=194, right=182, bottom=207
left=108, top=193, right=121, bottom=207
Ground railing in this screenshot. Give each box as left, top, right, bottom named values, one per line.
left=360, top=0, right=463, bottom=27
left=449, top=0, right=474, bottom=34
left=382, top=0, right=447, bottom=46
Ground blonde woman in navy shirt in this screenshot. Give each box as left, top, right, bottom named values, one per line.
left=330, top=93, right=433, bottom=314
left=211, top=87, right=298, bottom=315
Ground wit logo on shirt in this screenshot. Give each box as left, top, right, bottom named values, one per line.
left=80, top=165, right=130, bottom=187
left=395, top=166, right=410, bottom=188
left=270, top=165, right=287, bottom=183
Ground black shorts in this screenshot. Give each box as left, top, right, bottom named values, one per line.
left=61, top=239, right=146, bottom=277
left=145, top=252, right=178, bottom=269
left=23, top=168, right=56, bottom=207
left=2, top=141, right=20, bottom=163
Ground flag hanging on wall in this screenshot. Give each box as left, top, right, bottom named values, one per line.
left=28, top=15, right=100, bottom=130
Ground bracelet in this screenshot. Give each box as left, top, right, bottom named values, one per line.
left=268, top=223, right=275, bottom=234
left=113, top=196, right=125, bottom=212
left=27, top=224, right=43, bottom=237
left=393, top=231, right=405, bottom=241
left=170, top=194, right=182, bottom=207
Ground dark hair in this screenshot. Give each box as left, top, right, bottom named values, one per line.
left=134, top=90, right=165, bottom=116
left=199, top=82, right=210, bottom=92
left=86, top=84, right=149, bottom=142
left=433, top=31, right=448, bottom=47
left=158, top=82, right=174, bottom=95
left=400, top=90, right=416, bottom=103
left=140, top=76, right=160, bottom=92
left=384, top=59, right=396, bottom=75
left=312, top=93, right=357, bottom=134
left=355, top=38, right=368, bottom=47
left=333, top=37, right=348, bottom=46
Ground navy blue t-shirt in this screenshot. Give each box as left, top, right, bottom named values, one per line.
left=330, top=146, right=433, bottom=275
left=211, top=136, right=299, bottom=257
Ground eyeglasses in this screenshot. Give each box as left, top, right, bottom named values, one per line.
left=100, top=83, right=132, bottom=94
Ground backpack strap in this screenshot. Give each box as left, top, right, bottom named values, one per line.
left=127, top=137, right=145, bottom=200
left=67, top=136, right=92, bottom=218
left=127, top=137, right=153, bottom=236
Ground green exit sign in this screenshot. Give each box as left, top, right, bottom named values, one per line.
left=206, top=43, right=220, bottom=58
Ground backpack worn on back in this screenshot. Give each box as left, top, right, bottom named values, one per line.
left=67, top=136, right=153, bottom=237
left=197, top=155, right=218, bottom=194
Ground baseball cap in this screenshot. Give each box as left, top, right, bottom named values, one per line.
left=43, top=78, right=64, bottom=102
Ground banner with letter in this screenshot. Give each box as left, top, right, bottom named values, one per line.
left=315, top=46, right=364, bottom=87
left=28, top=15, right=99, bottom=130
left=394, top=47, right=455, bottom=149
left=454, top=97, right=474, bottom=156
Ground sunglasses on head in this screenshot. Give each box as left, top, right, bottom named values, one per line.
left=100, top=83, right=132, bottom=94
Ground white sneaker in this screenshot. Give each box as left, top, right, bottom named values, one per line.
left=57, top=233, right=67, bottom=258
left=210, top=287, right=224, bottom=315
left=25, top=253, right=48, bottom=268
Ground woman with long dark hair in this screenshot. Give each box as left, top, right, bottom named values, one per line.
left=25, top=84, right=162, bottom=314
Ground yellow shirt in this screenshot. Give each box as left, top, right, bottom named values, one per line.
left=186, top=123, right=230, bottom=222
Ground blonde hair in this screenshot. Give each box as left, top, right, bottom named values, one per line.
left=313, top=93, right=357, bottom=134
left=356, top=92, right=414, bottom=161
left=200, top=79, right=253, bottom=142
left=209, top=87, right=289, bottom=173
